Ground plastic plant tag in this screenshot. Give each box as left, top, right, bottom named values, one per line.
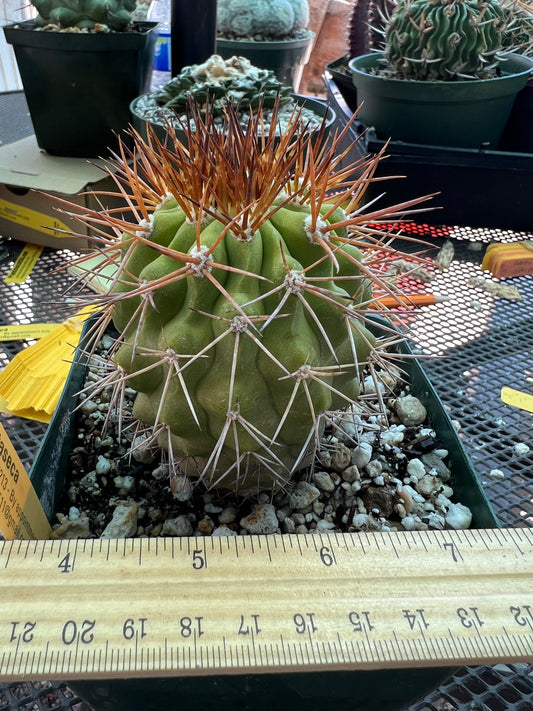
left=501, top=386, right=533, bottom=413
left=0, top=307, right=96, bottom=422
left=0, top=422, right=52, bottom=539
left=4, top=243, right=43, bottom=283
left=0, top=324, right=58, bottom=342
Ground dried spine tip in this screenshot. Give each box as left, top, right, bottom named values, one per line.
left=66, top=97, right=432, bottom=491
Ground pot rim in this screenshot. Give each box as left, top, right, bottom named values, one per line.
left=215, top=30, right=315, bottom=48
left=349, top=51, right=533, bottom=86
left=129, top=92, right=336, bottom=132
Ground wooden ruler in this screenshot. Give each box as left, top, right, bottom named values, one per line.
left=0, top=527, right=532, bottom=681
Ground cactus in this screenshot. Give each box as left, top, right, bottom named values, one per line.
left=32, top=0, right=137, bottom=30
left=501, top=0, right=533, bottom=56
left=154, top=55, right=293, bottom=118
left=217, top=0, right=310, bottom=39
left=64, top=99, right=431, bottom=492
left=384, top=0, right=507, bottom=80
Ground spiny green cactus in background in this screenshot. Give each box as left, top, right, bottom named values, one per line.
left=154, top=55, right=292, bottom=118
left=385, top=0, right=507, bottom=80
left=217, top=0, right=310, bottom=39
left=64, top=99, right=431, bottom=492
left=501, top=0, right=533, bottom=56
left=32, top=0, right=137, bottom=30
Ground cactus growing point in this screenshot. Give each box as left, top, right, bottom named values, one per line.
left=63, top=99, right=432, bottom=492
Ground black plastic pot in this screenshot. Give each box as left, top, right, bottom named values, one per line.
left=348, top=52, right=533, bottom=149
left=325, top=75, right=533, bottom=232
left=326, top=56, right=359, bottom=111
left=216, top=33, right=314, bottom=90
left=29, top=320, right=498, bottom=711
left=3, top=20, right=157, bottom=158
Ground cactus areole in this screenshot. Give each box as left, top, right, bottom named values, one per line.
left=66, top=100, right=430, bottom=491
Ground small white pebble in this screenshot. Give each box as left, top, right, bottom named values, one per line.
left=352, top=513, right=370, bottom=529
left=406, top=458, right=425, bottom=480
left=488, top=469, right=505, bottom=479
left=316, top=519, right=336, bottom=531
left=312, top=470, right=336, bottom=492
left=445, top=502, right=472, bottom=530
left=68, top=507, right=80, bottom=521
left=351, top=442, right=372, bottom=469
left=212, top=525, right=238, bottom=537
left=513, top=443, right=530, bottom=456
left=380, top=428, right=405, bottom=447
left=95, top=455, right=112, bottom=476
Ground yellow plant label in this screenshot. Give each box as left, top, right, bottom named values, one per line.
left=0, top=423, right=51, bottom=540
left=4, top=244, right=43, bottom=284
left=501, top=386, right=533, bottom=414
left=0, top=324, right=58, bottom=342
left=0, top=197, right=71, bottom=237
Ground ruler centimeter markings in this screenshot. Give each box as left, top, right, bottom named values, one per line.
left=0, top=527, right=532, bottom=681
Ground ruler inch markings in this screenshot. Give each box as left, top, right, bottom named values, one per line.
left=0, top=528, right=532, bottom=680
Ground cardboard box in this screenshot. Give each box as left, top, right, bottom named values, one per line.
left=0, top=135, right=126, bottom=250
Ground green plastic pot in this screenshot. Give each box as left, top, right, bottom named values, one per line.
left=3, top=20, right=157, bottom=158
left=29, top=319, right=498, bottom=711
left=216, top=33, right=314, bottom=90
left=349, top=52, right=533, bottom=149
left=500, top=81, right=533, bottom=153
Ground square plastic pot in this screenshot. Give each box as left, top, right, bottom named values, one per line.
left=29, top=319, right=498, bottom=711
left=3, top=21, right=157, bottom=158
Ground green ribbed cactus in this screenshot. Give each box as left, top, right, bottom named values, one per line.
left=217, top=0, right=310, bottom=39
left=32, top=0, right=137, bottom=30
left=501, top=0, right=533, bottom=56
left=385, top=0, right=506, bottom=80
left=67, top=99, right=430, bottom=491
left=155, top=55, right=292, bottom=118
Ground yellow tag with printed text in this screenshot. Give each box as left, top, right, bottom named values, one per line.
left=501, top=386, right=533, bottom=414
left=0, top=423, right=51, bottom=540
left=0, top=197, right=71, bottom=237
left=0, top=324, right=58, bottom=342
left=5, top=244, right=44, bottom=284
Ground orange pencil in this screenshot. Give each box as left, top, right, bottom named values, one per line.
left=370, top=294, right=449, bottom=309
